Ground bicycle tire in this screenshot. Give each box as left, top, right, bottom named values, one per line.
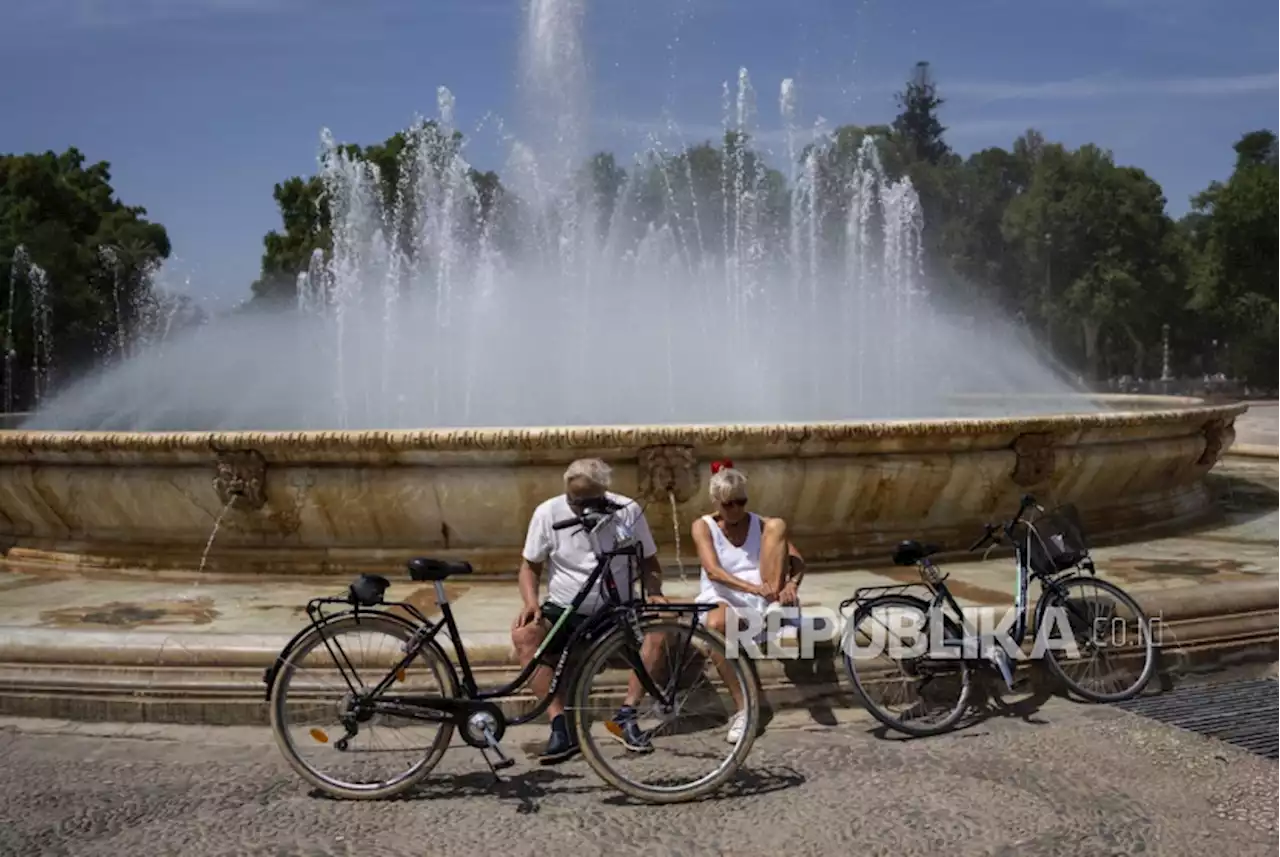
left=1035, top=575, right=1156, bottom=703
left=268, top=613, right=458, bottom=800
left=841, top=593, right=973, bottom=737
left=571, top=616, right=760, bottom=804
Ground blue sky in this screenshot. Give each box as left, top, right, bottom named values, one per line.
left=2, top=0, right=1276, bottom=304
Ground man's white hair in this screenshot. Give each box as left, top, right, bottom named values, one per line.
left=709, top=466, right=748, bottom=503
left=564, top=458, right=613, bottom=490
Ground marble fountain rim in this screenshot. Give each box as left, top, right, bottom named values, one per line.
left=0, top=394, right=1245, bottom=457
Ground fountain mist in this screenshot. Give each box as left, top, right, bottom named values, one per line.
left=23, top=0, right=1083, bottom=432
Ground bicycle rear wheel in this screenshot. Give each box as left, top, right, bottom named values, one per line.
left=269, top=614, right=457, bottom=800
left=571, top=616, right=759, bottom=804
left=842, top=594, right=972, bottom=737
left=1036, top=575, right=1156, bottom=703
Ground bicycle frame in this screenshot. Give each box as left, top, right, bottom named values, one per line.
left=923, top=542, right=1085, bottom=652
left=840, top=522, right=1095, bottom=663
left=265, top=510, right=714, bottom=731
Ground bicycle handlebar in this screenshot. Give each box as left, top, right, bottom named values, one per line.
left=968, top=494, right=1039, bottom=551
left=551, top=497, right=628, bottom=531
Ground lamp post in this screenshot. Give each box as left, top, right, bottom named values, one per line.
left=1042, top=232, right=1052, bottom=360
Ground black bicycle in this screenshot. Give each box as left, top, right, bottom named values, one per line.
left=263, top=497, right=761, bottom=803
left=839, top=494, right=1157, bottom=737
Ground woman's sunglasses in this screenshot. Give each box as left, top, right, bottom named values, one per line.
left=720, top=498, right=748, bottom=508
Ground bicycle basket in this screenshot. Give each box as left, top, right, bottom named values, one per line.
left=1021, top=504, right=1089, bottom=576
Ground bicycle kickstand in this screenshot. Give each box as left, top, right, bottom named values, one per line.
left=479, top=725, right=515, bottom=785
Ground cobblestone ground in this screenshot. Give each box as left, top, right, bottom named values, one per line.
left=0, top=697, right=1275, bottom=857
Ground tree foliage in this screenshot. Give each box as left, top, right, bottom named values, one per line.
left=1, top=148, right=172, bottom=408
left=1183, top=131, right=1278, bottom=386
left=250, top=122, right=504, bottom=308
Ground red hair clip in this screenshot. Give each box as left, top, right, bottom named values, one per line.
left=710, top=459, right=734, bottom=474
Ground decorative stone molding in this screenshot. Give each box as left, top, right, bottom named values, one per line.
left=211, top=447, right=268, bottom=511
left=636, top=445, right=700, bottom=504
left=1011, top=432, right=1057, bottom=487
left=0, top=398, right=1248, bottom=460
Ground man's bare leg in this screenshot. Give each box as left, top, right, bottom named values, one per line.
left=623, top=630, right=668, bottom=709
left=512, top=620, right=566, bottom=717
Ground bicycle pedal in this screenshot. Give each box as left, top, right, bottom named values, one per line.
left=491, top=755, right=516, bottom=771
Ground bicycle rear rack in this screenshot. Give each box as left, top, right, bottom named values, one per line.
left=838, top=582, right=935, bottom=617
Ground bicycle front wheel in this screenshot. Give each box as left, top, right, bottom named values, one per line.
left=571, top=616, right=760, bottom=804
left=1036, top=575, right=1156, bottom=703
left=269, top=614, right=458, bottom=800
left=842, top=594, right=973, bottom=737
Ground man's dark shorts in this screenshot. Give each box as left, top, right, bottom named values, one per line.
left=537, top=600, right=596, bottom=665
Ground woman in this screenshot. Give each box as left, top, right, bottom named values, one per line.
left=691, top=459, right=805, bottom=742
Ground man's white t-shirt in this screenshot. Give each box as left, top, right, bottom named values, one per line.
left=522, top=491, right=659, bottom=615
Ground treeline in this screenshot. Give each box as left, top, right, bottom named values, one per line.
left=1, top=63, right=1275, bottom=415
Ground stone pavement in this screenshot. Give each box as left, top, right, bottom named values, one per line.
left=0, top=682, right=1276, bottom=857
left=1234, top=400, right=1278, bottom=451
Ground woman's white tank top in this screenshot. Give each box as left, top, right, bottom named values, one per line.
left=700, top=513, right=763, bottom=590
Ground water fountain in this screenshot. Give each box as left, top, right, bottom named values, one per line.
left=0, top=0, right=1244, bottom=575
left=2, top=245, right=53, bottom=422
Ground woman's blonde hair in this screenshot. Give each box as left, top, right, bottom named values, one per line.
left=708, top=459, right=747, bottom=504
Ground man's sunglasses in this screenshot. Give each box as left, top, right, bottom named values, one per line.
left=720, top=498, right=748, bottom=508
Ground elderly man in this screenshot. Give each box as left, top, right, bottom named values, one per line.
left=511, top=457, right=668, bottom=764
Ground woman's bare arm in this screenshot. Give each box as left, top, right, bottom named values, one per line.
left=691, top=517, right=765, bottom=595
left=786, top=541, right=805, bottom=587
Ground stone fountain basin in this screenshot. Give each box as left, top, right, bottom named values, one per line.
left=0, top=395, right=1246, bottom=576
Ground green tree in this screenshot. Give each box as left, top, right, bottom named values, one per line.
left=0, top=148, right=170, bottom=408
left=1003, top=143, right=1183, bottom=380
left=1231, top=130, right=1278, bottom=170
left=935, top=142, right=1035, bottom=311
left=892, top=62, right=951, bottom=166
left=620, top=131, right=788, bottom=267
left=889, top=63, right=963, bottom=289
left=1186, top=130, right=1278, bottom=387
left=580, top=152, right=627, bottom=241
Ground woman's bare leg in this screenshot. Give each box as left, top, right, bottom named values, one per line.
left=705, top=604, right=746, bottom=710
left=759, top=517, right=791, bottom=601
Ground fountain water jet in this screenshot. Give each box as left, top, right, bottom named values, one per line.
left=3, top=246, right=53, bottom=413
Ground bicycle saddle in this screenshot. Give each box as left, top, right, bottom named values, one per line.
left=892, top=540, right=941, bottom=566
left=407, top=557, right=474, bottom=582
